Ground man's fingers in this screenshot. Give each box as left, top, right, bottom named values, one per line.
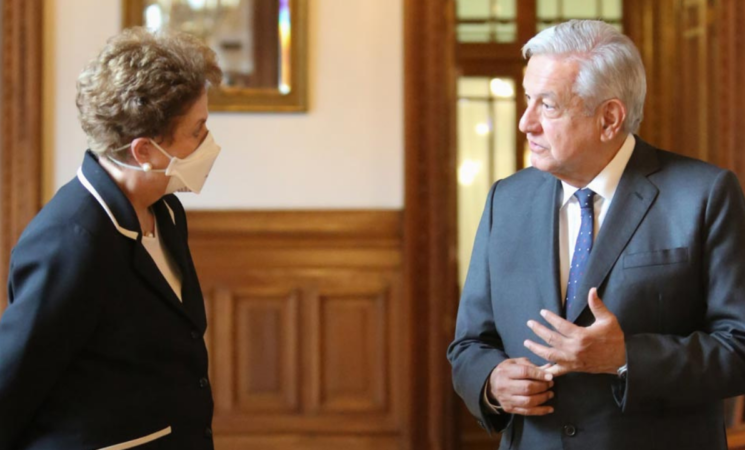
left=587, top=287, right=610, bottom=318
left=524, top=339, right=565, bottom=364
left=539, top=309, right=579, bottom=336
left=528, top=320, right=566, bottom=348
left=513, top=357, right=536, bottom=367
left=544, top=363, right=571, bottom=377
left=506, top=390, right=555, bottom=408
left=507, top=405, right=555, bottom=416
left=502, top=379, right=553, bottom=397
left=501, top=359, right=553, bottom=381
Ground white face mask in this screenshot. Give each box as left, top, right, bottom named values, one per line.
left=110, top=131, right=221, bottom=195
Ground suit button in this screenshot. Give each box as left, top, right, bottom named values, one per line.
left=204, top=427, right=213, bottom=438
left=563, top=424, right=577, bottom=437
left=199, top=377, right=209, bottom=388
left=191, top=330, right=200, bottom=340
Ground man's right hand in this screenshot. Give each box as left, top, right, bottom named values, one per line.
left=487, top=357, right=555, bottom=416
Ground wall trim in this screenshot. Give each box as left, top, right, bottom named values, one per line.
left=187, top=210, right=402, bottom=241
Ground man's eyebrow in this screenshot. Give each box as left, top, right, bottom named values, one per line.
left=524, top=90, right=558, bottom=100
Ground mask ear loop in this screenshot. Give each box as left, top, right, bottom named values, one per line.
left=109, top=142, right=167, bottom=172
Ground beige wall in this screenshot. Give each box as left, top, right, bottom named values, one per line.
left=43, top=0, right=403, bottom=209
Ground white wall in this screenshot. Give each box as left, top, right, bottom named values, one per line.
left=44, top=0, right=404, bottom=209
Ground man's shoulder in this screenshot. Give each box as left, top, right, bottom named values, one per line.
left=648, top=145, right=730, bottom=186
left=497, top=166, right=552, bottom=188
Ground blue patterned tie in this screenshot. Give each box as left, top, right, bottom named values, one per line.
left=565, top=188, right=596, bottom=313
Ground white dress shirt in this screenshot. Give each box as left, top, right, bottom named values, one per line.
left=141, top=218, right=183, bottom=302
left=558, top=133, right=636, bottom=302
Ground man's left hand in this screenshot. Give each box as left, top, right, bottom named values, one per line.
left=523, top=288, right=626, bottom=376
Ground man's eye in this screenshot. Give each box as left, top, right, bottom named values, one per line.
left=542, top=102, right=555, bottom=110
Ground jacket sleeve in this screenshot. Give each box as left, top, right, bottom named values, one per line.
left=447, top=182, right=512, bottom=433
left=619, top=170, right=745, bottom=411
left=0, top=222, right=103, bottom=447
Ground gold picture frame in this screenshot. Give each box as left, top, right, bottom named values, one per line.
left=122, top=0, right=308, bottom=112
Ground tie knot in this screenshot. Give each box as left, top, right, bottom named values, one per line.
left=573, top=188, right=595, bottom=209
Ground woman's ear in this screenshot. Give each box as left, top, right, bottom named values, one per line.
left=129, top=138, right=153, bottom=168
left=599, top=99, right=627, bottom=142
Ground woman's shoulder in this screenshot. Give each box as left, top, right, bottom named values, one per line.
left=15, top=178, right=123, bottom=259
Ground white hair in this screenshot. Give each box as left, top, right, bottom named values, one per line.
left=522, top=20, right=647, bottom=133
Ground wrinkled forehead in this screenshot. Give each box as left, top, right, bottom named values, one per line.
left=523, top=54, right=581, bottom=100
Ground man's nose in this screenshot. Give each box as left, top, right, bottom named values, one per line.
left=519, top=104, right=540, bottom=134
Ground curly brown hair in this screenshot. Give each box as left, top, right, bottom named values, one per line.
left=76, top=27, right=222, bottom=156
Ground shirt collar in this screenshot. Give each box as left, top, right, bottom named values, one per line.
left=560, top=133, right=636, bottom=206
left=77, top=150, right=141, bottom=240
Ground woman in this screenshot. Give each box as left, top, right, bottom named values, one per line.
left=0, top=27, right=222, bottom=449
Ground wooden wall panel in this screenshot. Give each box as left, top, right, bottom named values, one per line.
left=188, top=210, right=407, bottom=450
left=312, top=289, right=387, bottom=413
left=234, top=289, right=299, bottom=413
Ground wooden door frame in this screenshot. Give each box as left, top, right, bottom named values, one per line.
left=403, top=0, right=459, bottom=449
left=0, top=0, right=43, bottom=312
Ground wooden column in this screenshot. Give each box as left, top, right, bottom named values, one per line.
left=625, top=0, right=745, bottom=180
left=404, top=0, right=459, bottom=449
left=0, top=0, right=43, bottom=313
left=716, top=0, right=745, bottom=190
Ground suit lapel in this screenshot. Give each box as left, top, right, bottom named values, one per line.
left=153, top=201, right=188, bottom=276
left=80, top=152, right=205, bottom=330
left=132, top=242, right=202, bottom=330
left=534, top=175, right=564, bottom=316
left=152, top=200, right=207, bottom=332
left=566, top=138, right=660, bottom=323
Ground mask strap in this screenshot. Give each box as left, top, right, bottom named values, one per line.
left=107, top=157, right=166, bottom=173
left=107, top=141, right=169, bottom=172
left=149, top=139, right=176, bottom=159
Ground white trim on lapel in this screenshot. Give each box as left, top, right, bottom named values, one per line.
left=77, top=168, right=139, bottom=240
left=97, top=426, right=172, bottom=450
left=163, top=201, right=176, bottom=225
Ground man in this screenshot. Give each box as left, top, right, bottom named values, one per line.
left=447, top=20, right=745, bottom=450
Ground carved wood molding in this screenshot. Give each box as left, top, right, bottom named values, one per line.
left=0, top=0, right=43, bottom=312
left=187, top=210, right=402, bottom=242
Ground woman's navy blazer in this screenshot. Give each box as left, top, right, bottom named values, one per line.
left=0, top=151, right=214, bottom=449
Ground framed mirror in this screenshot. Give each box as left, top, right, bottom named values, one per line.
left=123, top=0, right=308, bottom=112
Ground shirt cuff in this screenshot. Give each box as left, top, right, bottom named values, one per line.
left=482, top=377, right=502, bottom=414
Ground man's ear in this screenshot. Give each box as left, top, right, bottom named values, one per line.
left=599, top=99, right=627, bottom=142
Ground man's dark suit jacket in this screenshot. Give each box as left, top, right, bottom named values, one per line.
left=0, top=151, right=214, bottom=449
left=448, top=137, right=745, bottom=450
